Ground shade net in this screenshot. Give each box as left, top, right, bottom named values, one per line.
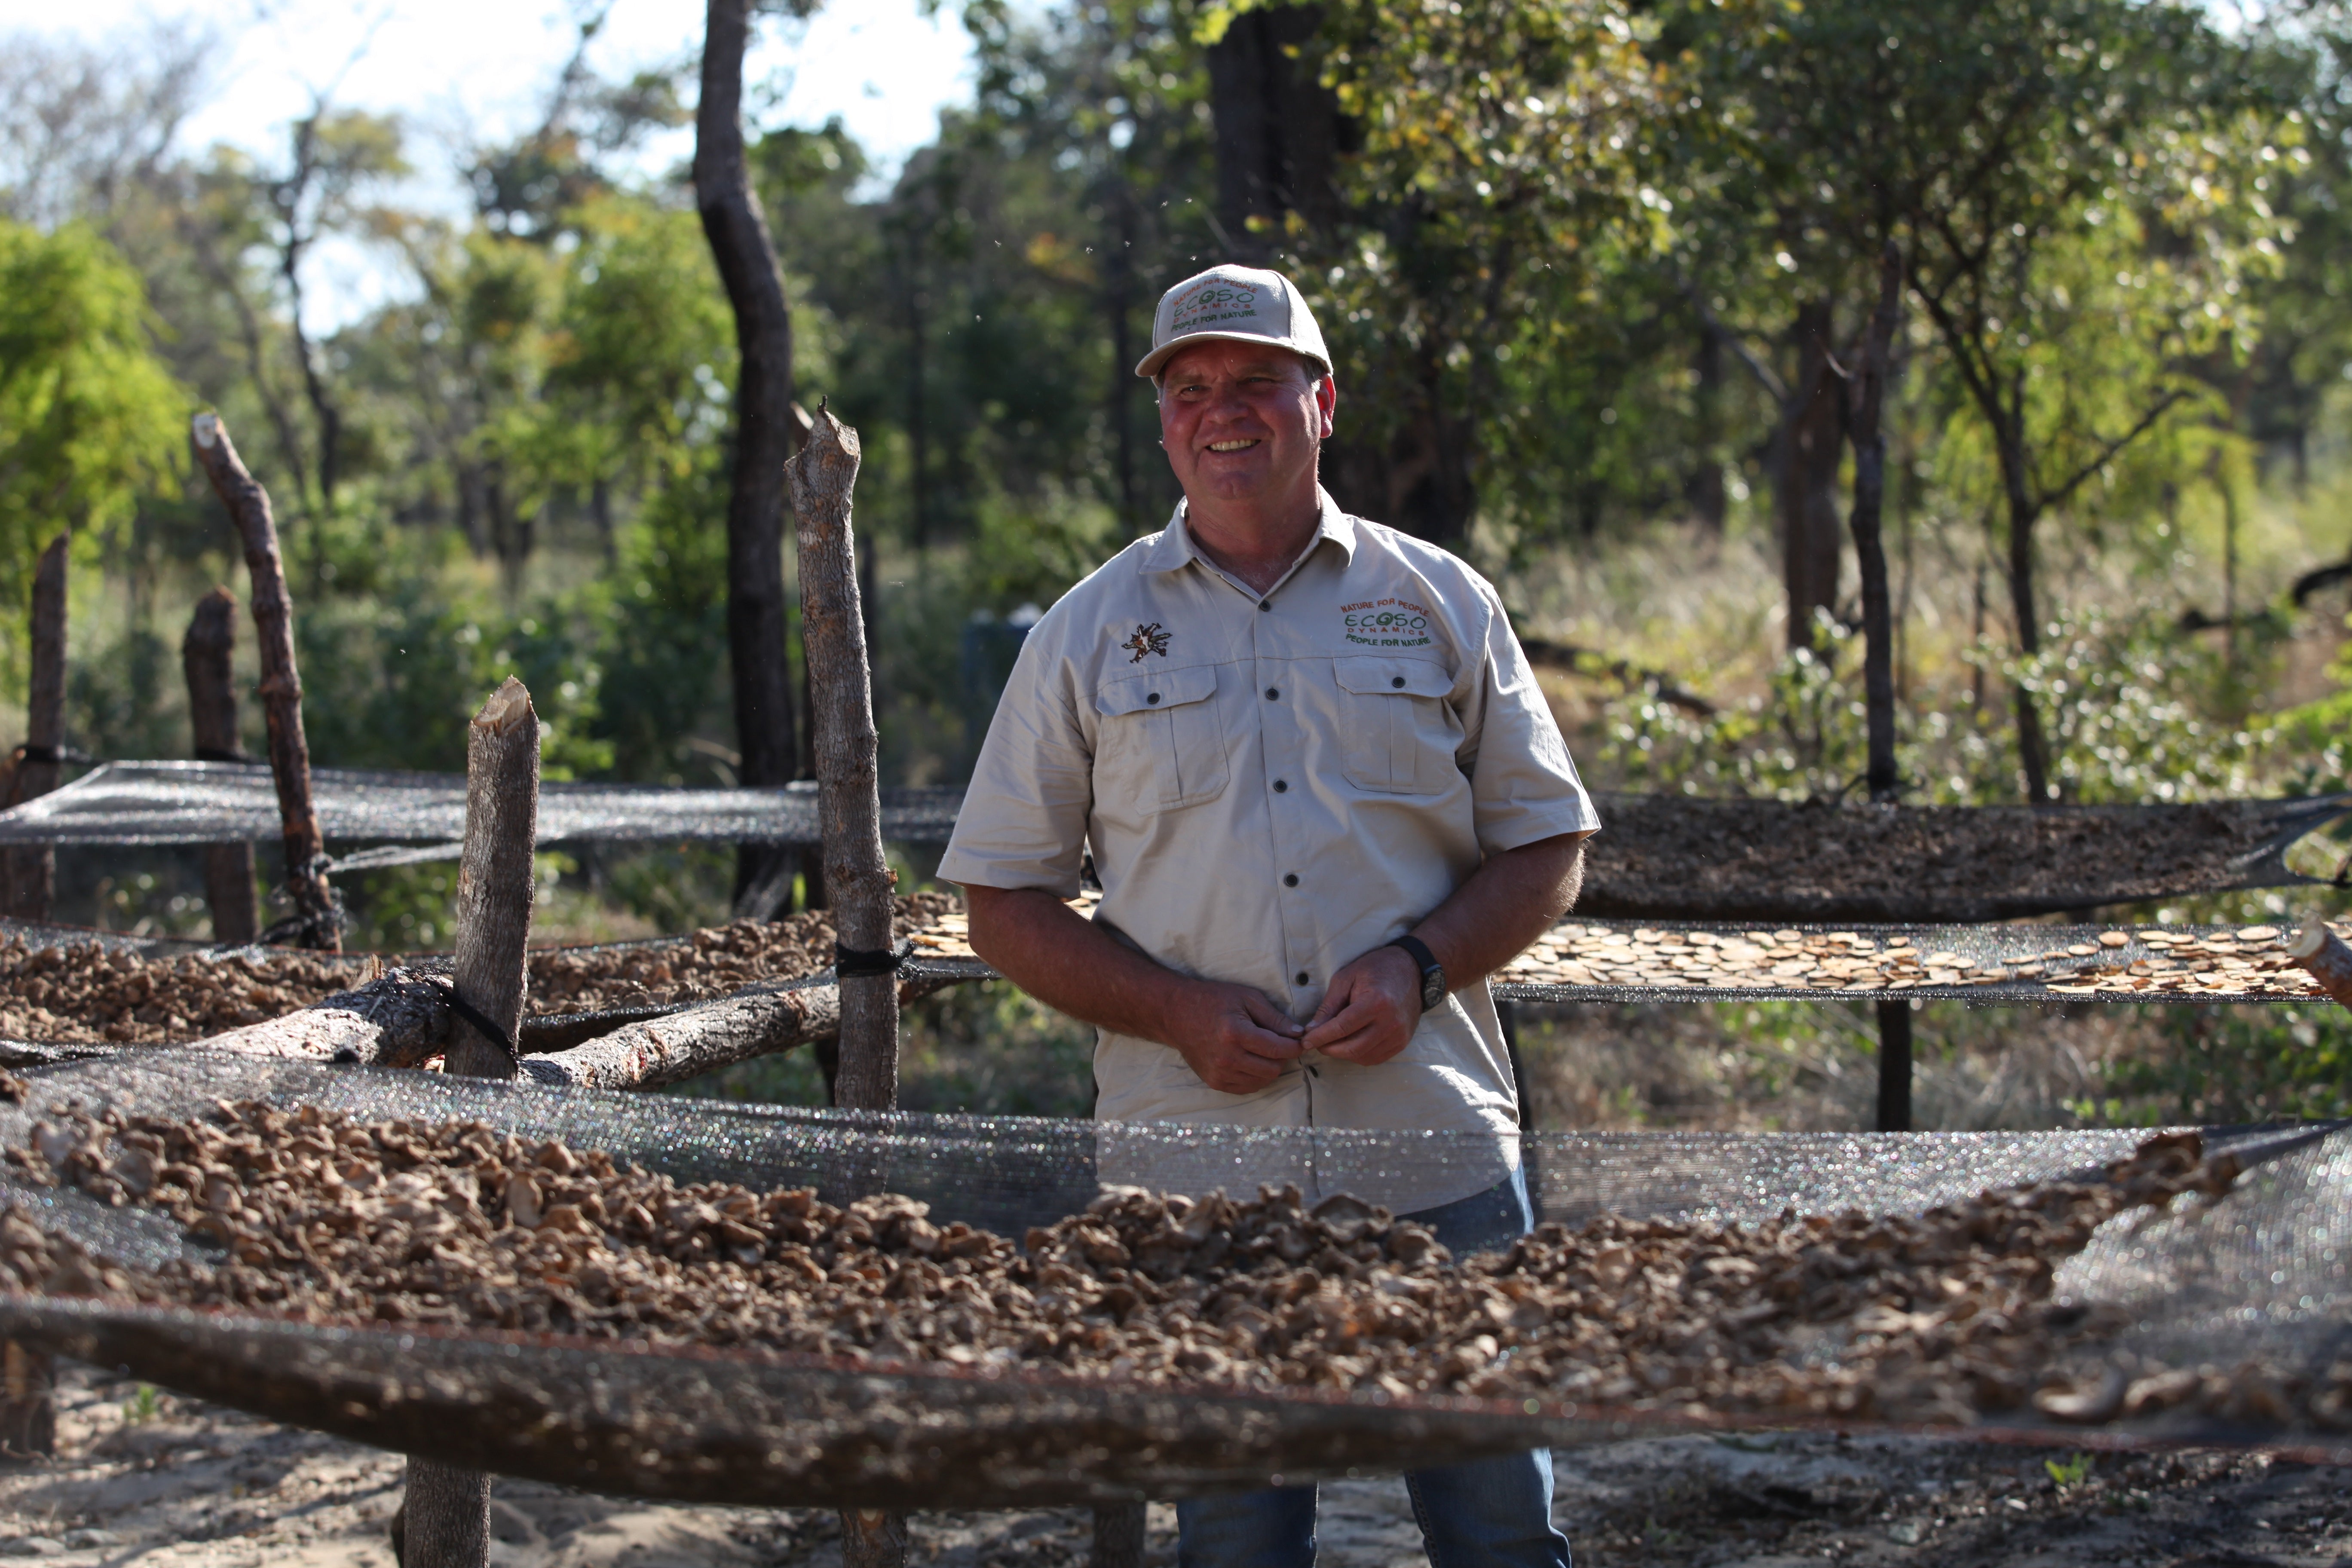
left=0, top=1054, right=2347, bottom=1510
left=0, top=763, right=964, bottom=856
left=0, top=769, right=2341, bottom=919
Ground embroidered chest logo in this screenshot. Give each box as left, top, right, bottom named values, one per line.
left=1123, top=622, right=1172, bottom=662
left=1341, top=596, right=1435, bottom=648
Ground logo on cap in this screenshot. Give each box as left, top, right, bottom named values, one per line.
left=1170, top=277, right=1262, bottom=334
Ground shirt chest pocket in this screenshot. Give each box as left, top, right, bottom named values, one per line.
left=1333, top=657, right=1461, bottom=795
left=1094, top=664, right=1231, bottom=812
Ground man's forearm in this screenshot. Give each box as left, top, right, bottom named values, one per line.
left=1409, top=833, right=1587, bottom=988
left=960, top=885, right=1192, bottom=1043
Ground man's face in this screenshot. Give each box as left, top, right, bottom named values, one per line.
left=1157, top=340, right=1336, bottom=512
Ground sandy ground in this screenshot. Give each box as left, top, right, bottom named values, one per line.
left=0, top=1363, right=2346, bottom=1568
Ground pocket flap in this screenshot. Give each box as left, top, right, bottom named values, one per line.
left=1334, top=656, right=1451, bottom=698
left=1096, top=663, right=1218, bottom=717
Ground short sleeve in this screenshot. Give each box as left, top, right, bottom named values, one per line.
left=937, top=620, right=1096, bottom=897
left=1455, top=581, right=1602, bottom=856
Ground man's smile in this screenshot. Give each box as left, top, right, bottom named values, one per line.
left=1206, top=438, right=1262, bottom=452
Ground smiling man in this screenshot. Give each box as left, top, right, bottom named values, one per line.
left=939, top=263, right=1598, bottom=1568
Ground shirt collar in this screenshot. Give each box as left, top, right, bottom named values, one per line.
left=1139, top=487, right=1359, bottom=576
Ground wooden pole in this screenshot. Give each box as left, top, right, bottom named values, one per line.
left=695, top=0, right=802, bottom=915
left=790, top=408, right=906, bottom=1568
left=183, top=587, right=258, bottom=944
left=3, top=533, right=68, bottom=923
left=1874, top=998, right=1913, bottom=1133
left=2291, top=918, right=2352, bottom=1011
left=391, top=678, right=536, bottom=1568
left=1091, top=1502, right=1146, bottom=1568
left=189, top=413, right=338, bottom=951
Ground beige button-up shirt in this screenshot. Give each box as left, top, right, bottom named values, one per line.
left=939, top=489, right=1600, bottom=1212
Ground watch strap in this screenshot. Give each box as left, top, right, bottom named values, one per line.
left=1387, top=934, right=1444, bottom=1000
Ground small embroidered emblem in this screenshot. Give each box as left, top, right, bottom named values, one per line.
left=1123, top=622, right=1172, bottom=662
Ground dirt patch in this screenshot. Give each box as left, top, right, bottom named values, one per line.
left=0, top=894, right=959, bottom=1046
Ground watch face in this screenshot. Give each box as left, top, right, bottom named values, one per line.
left=1420, top=968, right=1446, bottom=1011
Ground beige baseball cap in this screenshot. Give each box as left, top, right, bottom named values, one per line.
left=1134, top=263, right=1332, bottom=380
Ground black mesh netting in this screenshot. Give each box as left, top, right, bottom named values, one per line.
left=0, top=1054, right=2346, bottom=1508
left=0, top=769, right=2342, bottom=919
left=0, top=763, right=964, bottom=856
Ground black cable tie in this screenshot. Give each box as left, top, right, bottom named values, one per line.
left=445, top=989, right=521, bottom=1062
left=835, top=938, right=912, bottom=980
left=14, top=744, right=95, bottom=766
left=193, top=746, right=253, bottom=764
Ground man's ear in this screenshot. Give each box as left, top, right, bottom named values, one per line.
left=1316, top=375, right=1338, bottom=439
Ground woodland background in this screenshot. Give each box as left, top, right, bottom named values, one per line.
left=7, top=0, right=2352, bottom=1130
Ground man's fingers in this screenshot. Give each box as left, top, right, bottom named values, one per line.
left=1240, top=992, right=1305, bottom=1039
left=1301, top=993, right=1390, bottom=1051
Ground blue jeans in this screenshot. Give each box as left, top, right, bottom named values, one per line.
left=1176, top=1168, right=1571, bottom=1568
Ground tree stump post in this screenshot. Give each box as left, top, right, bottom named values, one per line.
left=3, top=533, right=69, bottom=923
left=184, top=586, right=259, bottom=944
left=390, top=677, right=537, bottom=1568
left=190, top=413, right=338, bottom=951
left=790, top=409, right=910, bottom=1568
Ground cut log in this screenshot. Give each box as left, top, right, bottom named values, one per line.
left=394, top=679, right=537, bottom=1568
left=198, top=968, right=452, bottom=1066
left=3, top=533, right=69, bottom=922
left=2290, top=919, right=2352, bottom=1011
left=183, top=587, right=259, bottom=943
left=190, top=413, right=338, bottom=951
left=790, top=405, right=897, bottom=1114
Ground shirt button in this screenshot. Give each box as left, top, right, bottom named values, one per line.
left=1265, top=686, right=1279, bottom=701
left=1272, top=779, right=1288, bottom=793
left=1295, top=971, right=1310, bottom=986
left=1390, top=676, right=1406, bottom=689
left=1259, top=601, right=1273, bottom=612
left=1146, top=692, right=1161, bottom=704
left=1283, top=873, right=1298, bottom=887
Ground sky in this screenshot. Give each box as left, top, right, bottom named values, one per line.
left=0, top=0, right=980, bottom=327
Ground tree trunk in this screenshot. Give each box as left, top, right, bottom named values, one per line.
left=3, top=533, right=67, bottom=923
left=1845, top=244, right=1902, bottom=804
left=392, top=679, right=536, bottom=1568
left=694, top=0, right=801, bottom=913
left=183, top=586, right=258, bottom=944
left=1996, top=419, right=2052, bottom=803
left=1205, top=3, right=1343, bottom=254
left=190, top=413, right=339, bottom=949
left=789, top=406, right=905, bottom=1568
left=1687, top=322, right=1727, bottom=533
left=1781, top=300, right=1844, bottom=650
left=0, top=1340, right=53, bottom=1458
left=790, top=408, right=897, bottom=1112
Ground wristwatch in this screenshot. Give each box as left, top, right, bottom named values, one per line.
left=1386, top=934, right=1447, bottom=1012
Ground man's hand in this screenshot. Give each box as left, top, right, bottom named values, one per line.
left=965, top=884, right=1304, bottom=1093
left=1164, top=980, right=1306, bottom=1093
left=1300, top=944, right=1423, bottom=1066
